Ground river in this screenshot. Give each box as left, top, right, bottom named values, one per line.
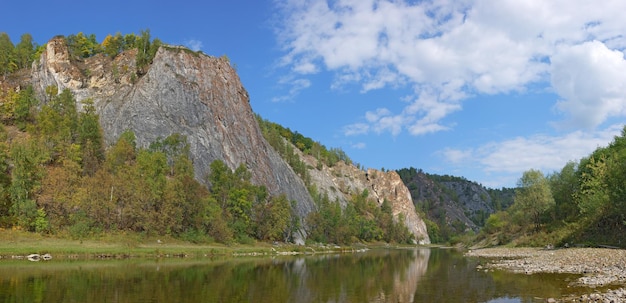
left=0, top=247, right=589, bottom=302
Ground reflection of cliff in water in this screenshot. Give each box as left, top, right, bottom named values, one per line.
left=285, top=249, right=430, bottom=303
left=375, top=249, right=431, bottom=303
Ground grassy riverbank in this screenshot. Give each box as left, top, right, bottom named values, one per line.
left=0, top=229, right=401, bottom=260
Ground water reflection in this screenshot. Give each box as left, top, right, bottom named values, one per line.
left=0, top=248, right=588, bottom=303
left=285, top=248, right=431, bottom=303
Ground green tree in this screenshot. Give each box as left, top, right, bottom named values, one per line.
left=123, top=33, right=138, bottom=50
left=548, top=161, right=579, bottom=222
left=149, top=133, right=190, bottom=175
left=0, top=33, right=16, bottom=77
left=208, top=159, right=233, bottom=208
left=511, top=169, right=555, bottom=232
left=254, top=194, right=291, bottom=241
left=227, top=187, right=253, bottom=238
left=77, top=99, right=104, bottom=175
left=9, top=139, right=45, bottom=230
left=15, top=33, right=35, bottom=69
left=136, top=29, right=152, bottom=74
left=0, top=125, right=12, bottom=227
left=66, top=32, right=101, bottom=59
left=101, top=33, right=123, bottom=57
left=35, top=88, right=78, bottom=163
left=105, top=130, right=136, bottom=173
left=14, top=85, right=37, bottom=130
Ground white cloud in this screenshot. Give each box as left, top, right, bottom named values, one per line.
left=184, top=39, right=203, bottom=51
left=551, top=41, right=626, bottom=129
left=365, top=108, right=392, bottom=123
left=343, top=123, right=369, bottom=136
left=441, top=124, right=623, bottom=185
left=274, top=0, right=626, bottom=135
left=272, top=77, right=312, bottom=102
left=351, top=142, right=367, bottom=149
left=361, top=108, right=406, bottom=136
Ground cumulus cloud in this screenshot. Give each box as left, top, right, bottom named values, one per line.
left=441, top=124, right=623, bottom=185
left=343, top=123, right=369, bottom=136
left=551, top=41, right=626, bottom=129
left=274, top=0, right=626, bottom=135
left=271, top=77, right=312, bottom=102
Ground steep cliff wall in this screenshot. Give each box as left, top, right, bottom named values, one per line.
left=299, top=151, right=430, bottom=244
left=30, top=38, right=316, bottom=241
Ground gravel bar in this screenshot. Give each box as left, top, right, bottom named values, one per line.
left=466, top=247, right=626, bottom=302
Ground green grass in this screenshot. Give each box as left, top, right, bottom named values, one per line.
left=0, top=229, right=382, bottom=260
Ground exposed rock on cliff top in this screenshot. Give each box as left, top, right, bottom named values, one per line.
left=30, top=38, right=316, bottom=241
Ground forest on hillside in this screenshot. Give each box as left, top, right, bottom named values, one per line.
left=0, top=84, right=305, bottom=244
left=396, top=167, right=515, bottom=244
left=477, top=126, right=626, bottom=247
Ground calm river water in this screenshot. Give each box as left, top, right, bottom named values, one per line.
left=0, top=248, right=589, bottom=302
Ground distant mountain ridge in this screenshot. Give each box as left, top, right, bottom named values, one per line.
left=398, top=168, right=514, bottom=242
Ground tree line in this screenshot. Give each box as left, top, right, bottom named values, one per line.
left=0, top=33, right=41, bottom=78
left=0, top=30, right=162, bottom=79
left=479, top=126, right=626, bottom=247
left=257, top=115, right=352, bottom=171
left=306, top=186, right=414, bottom=244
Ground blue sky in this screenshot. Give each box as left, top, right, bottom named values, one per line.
left=2, top=0, right=625, bottom=188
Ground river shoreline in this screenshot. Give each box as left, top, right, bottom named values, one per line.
left=466, top=247, right=626, bottom=302
left=0, top=229, right=414, bottom=261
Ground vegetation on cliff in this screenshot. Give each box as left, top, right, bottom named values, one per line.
left=257, top=115, right=413, bottom=244
left=0, top=85, right=306, bottom=244
left=257, top=115, right=352, bottom=177
left=0, top=30, right=161, bottom=81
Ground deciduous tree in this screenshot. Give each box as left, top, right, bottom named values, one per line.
left=512, top=169, right=555, bottom=232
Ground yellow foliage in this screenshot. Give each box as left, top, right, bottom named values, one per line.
left=0, top=87, right=18, bottom=121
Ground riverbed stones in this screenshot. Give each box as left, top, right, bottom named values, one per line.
left=466, top=248, right=626, bottom=302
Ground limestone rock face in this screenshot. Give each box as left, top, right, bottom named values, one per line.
left=300, top=152, right=431, bottom=244
left=367, top=169, right=430, bottom=244
left=30, top=38, right=316, bottom=242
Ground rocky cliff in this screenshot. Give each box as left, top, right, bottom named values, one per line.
left=30, top=37, right=316, bottom=241
left=299, top=152, right=430, bottom=244
left=26, top=36, right=432, bottom=244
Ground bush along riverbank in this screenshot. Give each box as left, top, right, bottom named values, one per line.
left=466, top=247, right=626, bottom=302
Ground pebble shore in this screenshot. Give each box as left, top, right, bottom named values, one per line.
left=466, top=247, right=626, bottom=302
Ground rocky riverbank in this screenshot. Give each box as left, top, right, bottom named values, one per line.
left=466, top=247, right=626, bottom=302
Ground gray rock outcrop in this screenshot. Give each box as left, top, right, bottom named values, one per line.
left=30, top=38, right=316, bottom=242
left=299, top=151, right=430, bottom=244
